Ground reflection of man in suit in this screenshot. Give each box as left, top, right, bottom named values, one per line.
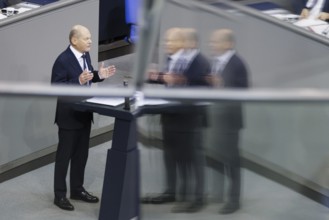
left=51, top=24, right=116, bottom=211
left=144, top=28, right=184, bottom=206
left=300, top=0, right=329, bottom=20
left=148, top=28, right=210, bottom=87
left=207, top=28, right=249, bottom=214
left=146, top=27, right=210, bottom=213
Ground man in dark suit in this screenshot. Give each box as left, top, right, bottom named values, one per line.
left=144, top=28, right=185, bottom=207
left=207, top=28, right=249, bottom=214
left=51, top=24, right=116, bottom=211
left=146, top=27, right=211, bottom=213
left=292, top=0, right=307, bottom=14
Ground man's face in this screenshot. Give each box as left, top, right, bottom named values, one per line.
left=209, top=32, right=230, bottom=56
left=164, top=30, right=184, bottom=55
left=72, top=28, right=92, bottom=53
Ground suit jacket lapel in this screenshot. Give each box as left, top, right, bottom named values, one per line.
left=65, top=47, right=83, bottom=73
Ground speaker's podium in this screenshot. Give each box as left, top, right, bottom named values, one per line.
left=74, top=96, right=205, bottom=220
left=74, top=96, right=181, bottom=220
left=74, top=96, right=141, bottom=220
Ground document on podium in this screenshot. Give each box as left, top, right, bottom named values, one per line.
left=85, top=97, right=125, bottom=106
left=85, top=96, right=172, bottom=107
left=307, top=24, right=329, bottom=36
left=293, top=19, right=327, bottom=27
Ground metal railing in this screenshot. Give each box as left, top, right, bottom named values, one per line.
left=0, top=0, right=86, bottom=28
left=0, top=0, right=328, bottom=103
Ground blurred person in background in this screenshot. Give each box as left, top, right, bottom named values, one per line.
left=168, top=27, right=210, bottom=213
left=292, top=0, right=307, bottom=14
left=143, top=28, right=185, bottom=207
left=207, top=28, right=249, bottom=214
left=144, top=27, right=211, bottom=213
left=300, top=0, right=329, bottom=20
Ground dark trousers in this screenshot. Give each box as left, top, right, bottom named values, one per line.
left=212, top=131, right=241, bottom=204
left=54, top=124, right=91, bottom=198
left=215, top=160, right=240, bottom=204
left=162, top=128, right=205, bottom=202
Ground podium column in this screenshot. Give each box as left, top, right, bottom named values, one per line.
left=98, top=116, right=140, bottom=220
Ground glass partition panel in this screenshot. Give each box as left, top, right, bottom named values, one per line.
left=141, top=0, right=329, bottom=99
left=1, top=0, right=329, bottom=219
left=138, top=100, right=329, bottom=219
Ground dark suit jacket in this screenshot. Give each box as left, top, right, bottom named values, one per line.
left=51, top=46, right=103, bottom=129
left=214, top=53, right=249, bottom=131
left=0, top=0, right=8, bottom=8
left=147, top=52, right=211, bottom=87
left=208, top=53, right=249, bottom=163
left=221, top=54, right=248, bottom=88
left=184, top=52, right=211, bottom=87
left=322, top=1, right=329, bottom=12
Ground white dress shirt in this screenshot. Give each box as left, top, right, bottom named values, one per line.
left=70, top=45, right=94, bottom=85
left=212, top=49, right=236, bottom=74
left=182, top=49, right=199, bottom=70
left=70, top=45, right=89, bottom=71
left=167, top=49, right=185, bottom=73
left=306, top=0, right=325, bottom=19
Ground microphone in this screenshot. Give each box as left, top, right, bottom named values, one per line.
left=123, top=80, right=130, bottom=110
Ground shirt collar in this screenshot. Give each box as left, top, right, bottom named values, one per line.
left=183, top=49, right=199, bottom=61
left=216, top=49, right=235, bottom=63
left=169, top=49, right=185, bottom=61
left=70, top=45, right=84, bottom=60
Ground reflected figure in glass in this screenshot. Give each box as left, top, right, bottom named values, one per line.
left=207, top=28, right=249, bottom=214
left=300, top=0, right=329, bottom=20
left=143, top=27, right=211, bottom=213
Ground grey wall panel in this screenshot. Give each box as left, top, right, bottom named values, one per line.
left=0, top=97, right=58, bottom=167
left=0, top=0, right=98, bottom=83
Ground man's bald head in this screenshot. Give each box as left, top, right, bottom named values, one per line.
left=69, top=24, right=92, bottom=53
left=164, top=27, right=185, bottom=55
left=210, top=28, right=235, bottom=55
left=182, top=28, right=199, bottom=49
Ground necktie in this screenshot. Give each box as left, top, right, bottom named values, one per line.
left=81, top=54, right=87, bottom=70
left=81, top=54, right=90, bottom=86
